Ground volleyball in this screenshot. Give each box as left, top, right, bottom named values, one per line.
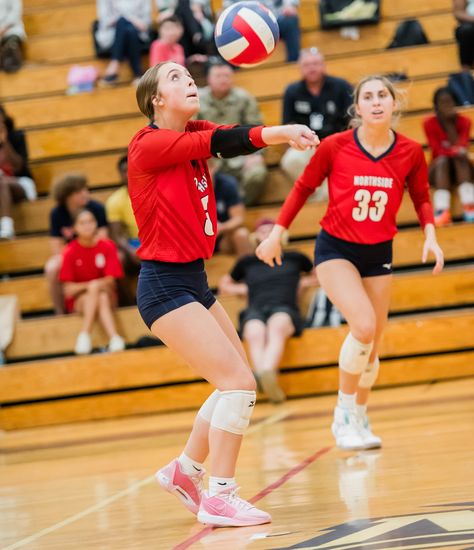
left=214, top=1, right=280, bottom=67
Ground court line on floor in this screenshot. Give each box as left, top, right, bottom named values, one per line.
left=1, top=410, right=289, bottom=550
left=2, top=476, right=156, bottom=550
left=172, top=445, right=333, bottom=550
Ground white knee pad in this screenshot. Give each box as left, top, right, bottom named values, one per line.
left=197, top=389, right=221, bottom=423
left=339, top=333, right=373, bottom=375
left=210, top=390, right=256, bottom=435
left=358, top=357, right=380, bottom=389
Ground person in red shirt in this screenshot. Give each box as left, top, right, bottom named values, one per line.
left=149, top=17, right=185, bottom=67
left=60, top=208, right=125, bottom=356
left=256, top=75, right=444, bottom=452
left=423, top=87, right=474, bottom=226
left=128, top=61, right=318, bottom=527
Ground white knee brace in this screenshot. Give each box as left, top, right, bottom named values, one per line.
left=358, top=357, right=380, bottom=389
left=339, top=333, right=373, bottom=375
left=210, top=390, right=256, bottom=435
left=197, top=389, right=221, bottom=422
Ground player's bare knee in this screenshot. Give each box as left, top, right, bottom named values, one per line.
left=351, top=316, right=376, bottom=343
left=243, top=321, right=265, bottom=344
left=98, top=291, right=110, bottom=305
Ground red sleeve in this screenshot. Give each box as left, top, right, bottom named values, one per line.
left=406, top=144, right=434, bottom=229
left=276, top=137, right=333, bottom=228
left=129, top=127, right=214, bottom=171
left=457, top=115, right=471, bottom=148
left=102, top=240, right=124, bottom=279
left=59, top=244, right=76, bottom=282
left=249, top=126, right=266, bottom=148
left=423, top=116, right=444, bottom=159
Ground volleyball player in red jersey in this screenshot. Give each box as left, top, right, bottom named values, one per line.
left=257, top=75, right=444, bottom=451
left=128, top=61, right=318, bottom=527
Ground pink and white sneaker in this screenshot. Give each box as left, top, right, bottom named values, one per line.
left=155, top=458, right=204, bottom=515
left=197, top=486, right=272, bottom=527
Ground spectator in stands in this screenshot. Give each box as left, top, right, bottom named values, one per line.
left=210, top=159, right=252, bottom=257
left=95, top=0, right=152, bottom=86
left=198, top=61, right=268, bottom=205
left=106, top=155, right=140, bottom=304
left=218, top=218, right=317, bottom=403
left=60, top=208, right=125, bottom=355
left=156, top=0, right=178, bottom=23
left=280, top=48, right=353, bottom=187
left=149, top=16, right=185, bottom=66
left=453, top=0, right=474, bottom=71
left=45, top=173, right=108, bottom=315
left=222, top=0, right=301, bottom=62
left=0, top=0, right=25, bottom=73
left=424, top=86, right=474, bottom=226
left=0, top=104, right=36, bottom=240
left=174, top=0, right=216, bottom=64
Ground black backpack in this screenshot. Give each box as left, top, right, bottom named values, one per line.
left=387, top=19, right=429, bottom=49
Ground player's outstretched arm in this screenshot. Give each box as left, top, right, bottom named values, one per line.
left=255, top=224, right=286, bottom=267
left=422, top=223, right=444, bottom=275
left=262, top=125, right=319, bottom=151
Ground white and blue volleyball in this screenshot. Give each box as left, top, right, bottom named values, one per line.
left=214, top=1, right=280, bottom=67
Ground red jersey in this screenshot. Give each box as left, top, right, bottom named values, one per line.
left=423, top=114, right=471, bottom=161
left=277, top=129, right=434, bottom=244
left=128, top=120, right=265, bottom=262
left=59, top=239, right=124, bottom=311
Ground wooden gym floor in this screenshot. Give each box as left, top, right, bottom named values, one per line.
left=1, top=377, right=474, bottom=550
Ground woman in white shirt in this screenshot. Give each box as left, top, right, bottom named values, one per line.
left=95, top=0, right=152, bottom=86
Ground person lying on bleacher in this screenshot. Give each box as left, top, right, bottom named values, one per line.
left=45, top=173, right=108, bottom=315
left=218, top=218, right=317, bottom=403
left=60, top=208, right=125, bottom=356
left=0, top=104, right=36, bottom=239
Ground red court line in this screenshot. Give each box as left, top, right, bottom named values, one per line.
left=172, top=445, right=333, bottom=550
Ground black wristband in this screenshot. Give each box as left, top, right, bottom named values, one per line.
left=210, top=125, right=262, bottom=159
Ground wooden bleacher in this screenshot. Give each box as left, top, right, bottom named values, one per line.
left=1, top=310, right=473, bottom=429
left=1, top=221, right=473, bottom=279
left=4, top=265, right=474, bottom=361
left=0, top=0, right=471, bottom=430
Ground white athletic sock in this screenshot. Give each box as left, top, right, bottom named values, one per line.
left=433, top=189, right=451, bottom=213
left=0, top=216, right=14, bottom=238
left=356, top=403, right=367, bottom=417
left=209, top=476, right=236, bottom=496
left=338, top=391, right=356, bottom=410
left=458, top=182, right=474, bottom=206
left=178, top=452, right=203, bottom=476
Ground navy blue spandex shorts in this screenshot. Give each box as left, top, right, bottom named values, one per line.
left=314, top=229, right=393, bottom=278
left=137, top=259, right=216, bottom=329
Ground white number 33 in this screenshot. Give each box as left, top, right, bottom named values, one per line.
left=352, top=189, right=388, bottom=222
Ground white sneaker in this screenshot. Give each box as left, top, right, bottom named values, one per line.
left=0, top=216, right=14, bottom=239
left=357, top=413, right=382, bottom=449
left=108, top=334, right=125, bottom=352
left=75, top=331, right=92, bottom=355
left=332, top=405, right=366, bottom=451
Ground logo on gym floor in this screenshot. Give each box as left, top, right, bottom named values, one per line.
left=272, top=502, right=474, bottom=549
